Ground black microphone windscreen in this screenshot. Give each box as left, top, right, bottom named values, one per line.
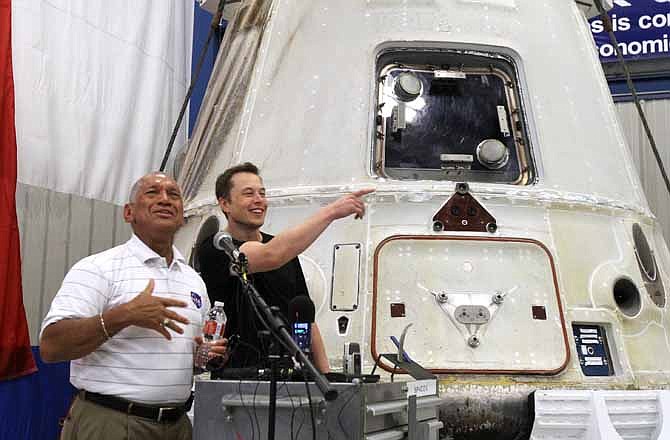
left=287, top=296, right=315, bottom=323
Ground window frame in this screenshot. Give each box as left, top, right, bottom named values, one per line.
left=372, top=46, right=536, bottom=185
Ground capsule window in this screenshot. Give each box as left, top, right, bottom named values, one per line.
left=632, top=223, right=657, bottom=282
left=632, top=223, right=666, bottom=307
left=374, top=47, right=534, bottom=185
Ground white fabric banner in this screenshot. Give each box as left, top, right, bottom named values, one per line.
left=11, top=0, right=193, bottom=205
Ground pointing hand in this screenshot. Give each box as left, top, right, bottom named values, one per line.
left=327, top=188, right=375, bottom=221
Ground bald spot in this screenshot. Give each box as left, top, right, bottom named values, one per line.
left=129, top=172, right=175, bottom=203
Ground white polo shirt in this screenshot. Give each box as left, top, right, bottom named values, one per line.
left=40, top=234, right=210, bottom=404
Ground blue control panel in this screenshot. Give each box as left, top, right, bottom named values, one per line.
left=572, top=324, right=613, bottom=376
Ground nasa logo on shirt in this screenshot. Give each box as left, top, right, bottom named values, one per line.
left=191, top=292, right=202, bottom=309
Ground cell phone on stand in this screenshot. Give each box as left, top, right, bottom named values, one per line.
left=292, top=322, right=312, bottom=355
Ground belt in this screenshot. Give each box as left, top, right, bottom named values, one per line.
left=79, top=390, right=188, bottom=423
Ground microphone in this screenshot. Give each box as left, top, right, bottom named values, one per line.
left=287, top=296, right=315, bottom=358
left=213, top=231, right=241, bottom=261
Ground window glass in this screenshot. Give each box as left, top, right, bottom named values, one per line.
left=374, top=49, right=534, bottom=184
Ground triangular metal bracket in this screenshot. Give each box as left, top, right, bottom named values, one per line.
left=432, top=182, right=497, bottom=233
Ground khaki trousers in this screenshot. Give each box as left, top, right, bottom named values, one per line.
left=60, top=396, right=192, bottom=440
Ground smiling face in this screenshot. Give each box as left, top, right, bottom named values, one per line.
left=219, top=172, right=267, bottom=234
left=123, top=173, right=185, bottom=239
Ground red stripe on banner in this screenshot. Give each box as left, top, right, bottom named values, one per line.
left=0, top=0, right=37, bottom=381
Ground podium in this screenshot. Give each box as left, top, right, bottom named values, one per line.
left=194, top=379, right=443, bottom=440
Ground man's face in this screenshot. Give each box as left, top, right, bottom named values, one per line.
left=123, top=173, right=185, bottom=237
left=220, top=172, right=267, bottom=229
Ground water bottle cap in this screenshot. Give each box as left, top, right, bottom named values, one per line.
left=214, top=301, right=225, bottom=307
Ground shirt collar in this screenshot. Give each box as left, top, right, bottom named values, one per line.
left=127, top=234, right=186, bottom=267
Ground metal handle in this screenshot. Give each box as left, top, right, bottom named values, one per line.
left=366, top=395, right=442, bottom=416
left=222, top=394, right=323, bottom=409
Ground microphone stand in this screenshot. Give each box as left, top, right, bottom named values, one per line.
left=225, top=251, right=338, bottom=440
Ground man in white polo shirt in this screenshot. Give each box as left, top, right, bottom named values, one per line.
left=39, top=172, right=225, bottom=440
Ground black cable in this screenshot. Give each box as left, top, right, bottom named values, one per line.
left=230, top=257, right=307, bottom=440
left=337, top=387, right=358, bottom=438
left=284, top=383, right=297, bottom=440
left=272, top=381, right=293, bottom=440
left=242, top=282, right=296, bottom=357
left=289, top=392, right=298, bottom=440
left=159, top=0, right=228, bottom=172
left=238, top=379, right=256, bottom=440
left=233, top=278, right=263, bottom=367
left=303, top=375, right=317, bottom=440
left=233, top=239, right=305, bottom=369
left=370, top=354, right=383, bottom=376
left=293, top=376, right=308, bottom=440
left=237, top=268, right=287, bottom=356
left=252, top=379, right=262, bottom=438
left=294, top=401, right=307, bottom=440
left=593, top=0, right=670, bottom=196
left=233, top=275, right=278, bottom=368
left=236, top=339, right=263, bottom=358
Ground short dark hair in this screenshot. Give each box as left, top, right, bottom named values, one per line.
left=215, top=162, right=260, bottom=200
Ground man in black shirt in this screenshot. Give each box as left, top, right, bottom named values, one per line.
left=199, top=231, right=312, bottom=370
left=198, top=163, right=373, bottom=373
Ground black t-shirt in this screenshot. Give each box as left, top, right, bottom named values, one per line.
left=198, top=232, right=310, bottom=371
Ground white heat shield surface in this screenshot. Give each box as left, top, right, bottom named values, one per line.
left=373, top=236, right=569, bottom=373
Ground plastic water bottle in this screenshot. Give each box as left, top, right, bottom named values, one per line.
left=195, top=301, right=227, bottom=370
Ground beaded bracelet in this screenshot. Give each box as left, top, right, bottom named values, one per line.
left=99, top=313, right=111, bottom=340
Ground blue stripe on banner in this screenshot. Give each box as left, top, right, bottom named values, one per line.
left=189, top=2, right=223, bottom=138
left=0, top=347, right=76, bottom=440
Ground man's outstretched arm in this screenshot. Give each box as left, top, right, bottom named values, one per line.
left=240, top=189, right=374, bottom=273
left=311, top=324, right=330, bottom=373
